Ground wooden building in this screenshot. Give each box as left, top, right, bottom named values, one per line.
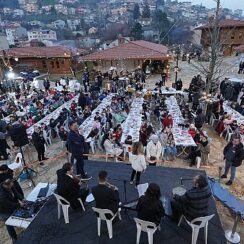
left=82, top=40, right=171, bottom=73
left=0, top=46, right=87, bottom=75
left=197, top=19, right=244, bottom=56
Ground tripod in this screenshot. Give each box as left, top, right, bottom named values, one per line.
left=17, top=145, right=37, bottom=187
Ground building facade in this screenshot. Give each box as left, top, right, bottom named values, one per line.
left=27, top=30, right=57, bottom=42
left=197, top=19, right=244, bottom=56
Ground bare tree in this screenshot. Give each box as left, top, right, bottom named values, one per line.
left=190, top=0, right=222, bottom=93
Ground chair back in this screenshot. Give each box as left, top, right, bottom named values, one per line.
left=134, top=218, right=157, bottom=232
left=14, top=153, right=23, bottom=165
left=189, top=214, right=215, bottom=228
left=53, top=193, right=70, bottom=206
left=92, top=207, right=114, bottom=220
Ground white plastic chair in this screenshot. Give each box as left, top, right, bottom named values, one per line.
left=105, top=152, right=118, bottom=162
left=178, top=214, right=215, bottom=244
left=8, top=153, right=23, bottom=171
left=53, top=193, right=70, bottom=224
left=210, top=113, right=218, bottom=127
left=53, top=193, right=85, bottom=224
left=134, top=218, right=160, bottom=244
left=92, top=207, right=121, bottom=239
left=196, top=157, right=201, bottom=169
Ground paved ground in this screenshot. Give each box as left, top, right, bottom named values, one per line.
left=1, top=56, right=244, bottom=243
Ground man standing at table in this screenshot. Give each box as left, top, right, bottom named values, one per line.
left=67, top=121, right=91, bottom=180
left=221, top=134, right=244, bottom=185
left=0, top=179, right=26, bottom=242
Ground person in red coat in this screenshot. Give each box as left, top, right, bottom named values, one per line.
left=188, top=124, right=197, bottom=138
left=163, top=115, right=173, bottom=128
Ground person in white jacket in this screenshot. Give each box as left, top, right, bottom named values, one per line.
left=129, top=142, right=147, bottom=186
left=146, top=135, right=162, bottom=166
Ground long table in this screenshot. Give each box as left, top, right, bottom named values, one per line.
left=26, top=95, right=78, bottom=135
left=5, top=183, right=56, bottom=229
left=165, top=96, right=196, bottom=154
left=79, top=94, right=115, bottom=139
left=223, top=101, right=244, bottom=124
left=120, top=97, right=144, bottom=143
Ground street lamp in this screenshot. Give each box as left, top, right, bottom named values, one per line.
left=175, top=47, right=180, bottom=83
left=7, top=71, right=15, bottom=79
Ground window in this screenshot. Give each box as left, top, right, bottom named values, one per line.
left=56, top=61, right=60, bottom=69
left=51, top=61, right=55, bottom=69
left=42, top=60, right=47, bottom=69
left=61, top=60, right=64, bottom=65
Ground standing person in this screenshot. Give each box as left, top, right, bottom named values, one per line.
left=67, top=121, right=90, bottom=180
left=175, top=79, right=183, bottom=91
left=43, top=78, right=50, bottom=92
left=194, top=108, right=205, bottom=130
left=221, top=134, right=244, bottom=185
left=129, top=142, right=147, bottom=186
left=146, top=135, right=162, bottom=166
left=136, top=183, right=165, bottom=226
left=32, top=126, right=48, bottom=166
left=92, top=170, right=120, bottom=216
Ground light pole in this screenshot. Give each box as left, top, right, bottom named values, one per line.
left=175, top=47, right=180, bottom=83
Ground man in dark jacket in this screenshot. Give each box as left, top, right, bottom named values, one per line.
left=171, top=175, right=212, bottom=221
left=56, top=163, right=89, bottom=209
left=221, top=134, right=244, bottom=185
left=0, top=164, right=24, bottom=197
left=67, top=121, right=90, bottom=179
left=32, top=126, right=48, bottom=165
left=92, top=171, right=120, bottom=217
left=0, top=179, right=26, bottom=241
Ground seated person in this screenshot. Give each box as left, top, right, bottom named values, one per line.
left=0, top=164, right=24, bottom=197
left=0, top=179, right=26, bottom=242
left=92, top=170, right=120, bottom=217
left=230, top=120, right=238, bottom=132
left=171, top=175, right=212, bottom=221
left=124, top=135, right=133, bottom=145
left=164, top=133, right=177, bottom=161
left=188, top=124, right=196, bottom=138
left=58, top=125, right=68, bottom=142
left=103, top=133, right=123, bottom=160
left=56, top=163, right=89, bottom=210
left=146, top=135, right=162, bottom=166
left=136, top=183, right=165, bottom=226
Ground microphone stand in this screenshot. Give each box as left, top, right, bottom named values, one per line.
left=109, top=177, right=128, bottom=203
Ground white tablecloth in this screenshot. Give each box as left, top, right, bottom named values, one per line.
left=120, top=97, right=144, bottom=143
left=223, top=102, right=244, bottom=124
left=79, top=94, right=114, bottom=139
left=26, top=95, right=79, bottom=135
left=166, top=96, right=196, bottom=147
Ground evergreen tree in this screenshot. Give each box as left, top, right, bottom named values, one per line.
left=130, top=23, right=143, bottom=40
left=142, top=1, right=150, bottom=18
left=133, top=3, right=141, bottom=20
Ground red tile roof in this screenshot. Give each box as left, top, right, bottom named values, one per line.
left=196, top=19, right=244, bottom=29
left=82, top=40, right=170, bottom=61
left=234, top=45, right=244, bottom=52
left=0, top=46, right=87, bottom=58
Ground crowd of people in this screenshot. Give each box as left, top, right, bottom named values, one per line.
left=0, top=66, right=244, bottom=243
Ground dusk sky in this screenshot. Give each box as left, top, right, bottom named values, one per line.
left=178, top=0, right=244, bottom=11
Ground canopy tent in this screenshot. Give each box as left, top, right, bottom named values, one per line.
left=227, top=77, right=244, bottom=83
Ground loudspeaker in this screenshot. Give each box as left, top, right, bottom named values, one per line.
left=10, top=123, right=29, bottom=147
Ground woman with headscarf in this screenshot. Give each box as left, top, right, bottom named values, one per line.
left=146, top=135, right=162, bottom=166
